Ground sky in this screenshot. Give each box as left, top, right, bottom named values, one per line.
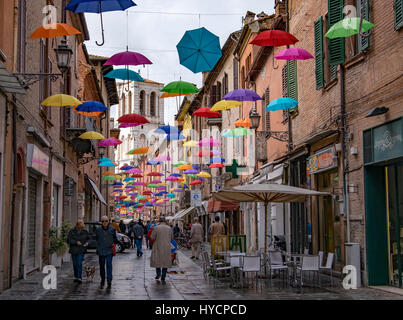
left=84, top=0, right=275, bottom=125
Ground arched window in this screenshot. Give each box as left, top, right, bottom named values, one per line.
left=150, top=92, right=156, bottom=116
left=139, top=91, right=145, bottom=115
left=128, top=91, right=132, bottom=114
left=140, top=134, right=146, bottom=146
left=121, top=93, right=126, bottom=115
left=241, top=67, right=245, bottom=89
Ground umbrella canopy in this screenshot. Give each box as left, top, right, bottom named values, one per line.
left=147, top=184, right=159, bottom=188
left=30, top=23, right=81, bottom=39
left=209, top=163, right=224, bottom=168
left=154, top=125, right=180, bottom=135
left=111, top=182, right=124, bottom=186
left=173, top=161, right=188, bottom=167
left=79, top=131, right=105, bottom=140
left=197, top=172, right=211, bottom=178
left=210, top=100, right=242, bottom=111
left=104, top=50, right=152, bottom=66
left=146, top=160, right=162, bottom=165
left=160, top=92, right=192, bottom=99
left=250, top=30, right=299, bottom=47
left=132, top=182, right=144, bottom=186
left=123, top=177, right=134, bottom=182
left=161, top=81, right=199, bottom=94
left=176, top=27, right=222, bottom=73
left=105, top=68, right=144, bottom=81
left=223, top=89, right=262, bottom=102
left=127, top=147, right=151, bottom=155
left=193, top=107, right=221, bottom=118
left=99, top=157, right=111, bottom=162
left=166, top=133, right=186, bottom=141
left=197, top=150, right=213, bottom=157
left=126, top=168, right=142, bottom=173
left=184, top=169, right=198, bottom=174
left=266, top=97, right=298, bottom=111
left=117, top=113, right=149, bottom=124
left=98, top=138, right=122, bottom=147
left=222, top=128, right=253, bottom=137
left=154, top=155, right=171, bottom=162
left=166, top=176, right=179, bottom=182
left=147, top=172, right=163, bottom=177
left=131, top=173, right=143, bottom=178
left=199, top=138, right=221, bottom=147
left=183, top=140, right=199, bottom=147
left=103, top=171, right=115, bottom=176
left=118, top=122, right=141, bottom=128
left=275, top=48, right=314, bottom=60
left=98, top=161, right=116, bottom=167
left=75, top=101, right=107, bottom=112
left=103, top=176, right=116, bottom=181
left=41, top=94, right=82, bottom=107
left=325, top=17, right=375, bottom=39
left=177, top=164, right=193, bottom=171
left=190, top=179, right=203, bottom=185
left=120, top=165, right=134, bottom=170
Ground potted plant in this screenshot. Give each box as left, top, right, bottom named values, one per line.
left=49, top=221, right=72, bottom=266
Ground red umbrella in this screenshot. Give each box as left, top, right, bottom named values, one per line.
left=190, top=179, right=203, bottom=185
left=197, top=150, right=214, bottom=157
left=143, top=190, right=152, bottom=195
left=209, top=163, right=224, bottom=168
left=131, top=174, right=143, bottom=178
left=193, top=108, right=221, bottom=118
left=147, top=172, right=164, bottom=177
left=250, top=30, right=299, bottom=47
left=117, top=113, right=149, bottom=124
left=139, top=199, right=148, bottom=203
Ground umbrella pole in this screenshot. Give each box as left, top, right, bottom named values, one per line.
left=96, top=2, right=105, bottom=46
left=265, top=201, right=268, bottom=253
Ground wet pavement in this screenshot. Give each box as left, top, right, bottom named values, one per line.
left=0, top=244, right=402, bottom=300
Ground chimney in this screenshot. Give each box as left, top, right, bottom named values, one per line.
left=243, top=11, right=256, bottom=25
left=275, top=0, right=286, bottom=17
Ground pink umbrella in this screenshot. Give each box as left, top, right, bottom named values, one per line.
left=151, top=180, right=162, bottom=184
left=166, top=176, right=179, bottom=182
left=118, top=122, right=141, bottom=129
left=126, top=168, right=142, bottom=174
left=154, top=155, right=171, bottom=162
left=98, top=138, right=122, bottom=147
left=157, top=186, right=166, bottom=190
left=133, top=182, right=144, bottom=186
left=105, top=51, right=153, bottom=66
left=199, top=138, right=221, bottom=147
left=275, top=48, right=314, bottom=60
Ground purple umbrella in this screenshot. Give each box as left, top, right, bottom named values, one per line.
left=223, top=89, right=262, bottom=102
left=275, top=48, right=314, bottom=60
left=184, top=169, right=199, bottom=174
left=105, top=51, right=152, bottom=66
left=132, top=182, right=144, bottom=186
left=199, top=138, right=221, bottom=147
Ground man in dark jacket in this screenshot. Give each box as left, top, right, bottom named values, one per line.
left=119, top=220, right=126, bottom=234
left=132, top=221, right=145, bottom=257
left=67, top=220, right=90, bottom=283
left=96, top=216, right=118, bottom=288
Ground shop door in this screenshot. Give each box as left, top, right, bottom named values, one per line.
left=26, top=174, right=38, bottom=271
left=386, top=163, right=403, bottom=288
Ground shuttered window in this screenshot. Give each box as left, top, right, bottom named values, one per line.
left=394, top=0, right=403, bottom=30
left=264, top=88, right=271, bottom=135
left=233, top=59, right=239, bottom=90
left=282, top=65, right=288, bottom=122
left=358, top=0, right=370, bottom=52
left=328, top=0, right=345, bottom=66
left=287, top=60, right=298, bottom=114
left=314, top=17, right=325, bottom=89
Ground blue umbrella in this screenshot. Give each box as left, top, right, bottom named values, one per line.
left=169, top=173, right=182, bottom=177
left=192, top=165, right=200, bottom=170
left=105, top=68, right=144, bottom=82
left=76, top=101, right=108, bottom=112
left=147, top=160, right=162, bottom=165
left=210, top=157, right=225, bottom=163
left=111, top=182, right=124, bottom=186
left=98, top=157, right=111, bottom=162
left=98, top=161, right=116, bottom=167
left=155, top=125, right=180, bottom=135
left=266, top=97, right=298, bottom=111
left=176, top=27, right=222, bottom=73
left=166, top=133, right=186, bottom=141
left=65, top=0, right=137, bottom=46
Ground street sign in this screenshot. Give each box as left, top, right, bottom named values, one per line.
left=191, top=190, right=202, bottom=207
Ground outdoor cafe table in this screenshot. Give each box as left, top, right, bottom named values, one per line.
left=216, top=252, right=246, bottom=288
left=285, top=253, right=305, bottom=286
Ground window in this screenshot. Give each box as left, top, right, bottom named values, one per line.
left=139, top=91, right=145, bottom=115
left=233, top=59, right=239, bottom=90
left=394, top=0, right=403, bottom=30
left=282, top=65, right=288, bottom=122
left=223, top=73, right=228, bottom=96
left=150, top=92, right=156, bottom=116
left=314, top=16, right=325, bottom=89
left=241, top=66, right=246, bottom=89
left=246, top=54, right=252, bottom=73
left=121, top=93, right=126, bottom=115
left=209, top=85, right=217, bottom=107
left=357, top=0, right=370, bottom=52
left=128, top=91, right=132, bottom=114
left=216, top=82, right=222, bottom=101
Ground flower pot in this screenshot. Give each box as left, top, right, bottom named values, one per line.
left=62, top=252, right=70, bottom=263
left=50, top=253, right=62, bottom=268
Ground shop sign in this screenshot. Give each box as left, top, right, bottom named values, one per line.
left=26, top=144, right=49, bottom=176
left=191, top=190, right=202, bottom=207
left=307, top=146, right=338, bottom=175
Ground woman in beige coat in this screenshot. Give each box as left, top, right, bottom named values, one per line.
left=190, top=217, right=204, bottom=260
left=150, top=216, right=173, bottom=282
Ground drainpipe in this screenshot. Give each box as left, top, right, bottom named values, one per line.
left=340, top=65, right=350, bottom=243
left=285, top=0, right=292, bottom=153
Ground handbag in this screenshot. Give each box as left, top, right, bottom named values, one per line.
left=102, top=229, right=116, bottom=256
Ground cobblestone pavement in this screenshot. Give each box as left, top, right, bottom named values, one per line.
left=0, top=244, right=402, bottom=300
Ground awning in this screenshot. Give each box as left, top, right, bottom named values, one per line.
left=0, top=62, right=26, bottom=94
left=208, top=198, right=240, bottom=213
left=85, top=175, right=107, bottom=205
left=173, top=207, right=195, bottom=220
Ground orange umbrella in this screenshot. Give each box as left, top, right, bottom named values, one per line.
left=177, top=164, right=193, bottom=171
left=103, top=171, right=115, bottom=176
left=160, top=92, right=192, bottom=99
left=242, top=118, right=252, bottom=128
left=30, top=23, right=81, bottom=39
left=235, top=119, right=243, bottom=127
left=127, top=147, right=152, bottom=155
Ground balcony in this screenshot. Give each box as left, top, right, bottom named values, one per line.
left=65, top=128, right=93, bottom=157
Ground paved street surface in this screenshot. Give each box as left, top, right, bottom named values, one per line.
left=0, top=245, right=402, bottom=300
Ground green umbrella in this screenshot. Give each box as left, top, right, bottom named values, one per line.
left=173, top=161, right=188, bottom=167
left=188, top=174, right=199, bottom=179
left=223, top=128, right=253, bottom=137
left=136, top=195, right=146, bottom=200
left=103, top=176, right=116, bottom=181
left=147, top=184, right=159, bottom=188
left=169, top=198, right=178, bottom=202
left=161, top=80, right=199, bottom=94
left=325, top=17, right=374, bottom=39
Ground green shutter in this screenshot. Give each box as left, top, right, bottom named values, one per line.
left=314, top=17, right=325, bottom=89
left=395, top=0, right=403, bottom=30
left=287, top=60, right=298, bottom=113
left=330, top=65, right=338, bottom=81
left=358, top=0, right=370, bottom=52
left=328, top=0, right=345, bottom=65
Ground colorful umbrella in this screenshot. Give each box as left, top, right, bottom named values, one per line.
left=105, top=68, right=144, bottom=82
left=123, top=177, right=134, bottom=182
left=131, top=173, right=143, bottom=178
left=118, top=122, right=141, bottom=128
left=161, top=80, right=199, bottom=94
left=147, top=184, right=159, bottom=188
left=103, top=176, right=116, bottom=181
left=266, top=97, right=298, bottom=111
left=250, top=30, right=299, bottom=47
left=132, top=182, right=144, bottom=186
left=154, top=155, right=171, bottom=162
left=167, top=193, right=175, bottom=198
left=111, top=182, right=124, bottom=186
left=190, top=179, right=203, bottom=185
left=30, top=23, right=81, bottom=39
left=126, top=168, right=142, bottom=174
left=103, top=171, right=115, bottom=176
left=41, top=94, right=82, bottom=107
left=173, top=161, right=188, bottom=167
left=105, top=50, right=152, bottom=66
left=146, top=160, right=162, bottom=165
left=120, top=165, right=134, bottom=170
left=98, top=157, right=112, bottom=162
left=275, top=47, right=314, bottom=60
left=176, top=27, right=222, bottom=73
left=325, top=17, right=375, bottom=39
left=160, top=92, right=192, bottom=99
left=118, top=113, right=149, bottom=124
left=150, top=180, right=162, bottom=184
left=166, top=176, right=179, bottom=182
left=210, top=100, right=242, bottom=111
left=166, top=133, right=186, bottom=141
left=222, top=128, right=253, bottom=137
left=193, top=107, right=221, bottom=118
left=75, top=101, right=108, bottom=112
left=183, top=140, right=199, bottom=147
left=177, top=165, right=193, bottom=171
left=147, top=172, right=163, bottom=177
left=169, top=198, right=178, bottom=203
left=210, top=157, right=225, bottom=163
left=209, top=163, right=224, bottom=168
left=199, top=138, right=221, bottom=147
left=197, top=172, right=211, bottom=178
left=127, top=147, right=152, bottom=155
left=184, top=169, right=198, bottom=174
left=98, top=138, right=122, bottom=147
left=98, top=162, right=116, bottom=167
left=65, top=0, right=137, bottom=46
left=154, top=125, right=180, bottom=135
left=197, top=150, right=213, bottom=157
left=223, top=89, right=262, bottom=102
left=79, top=131, right=105, bottom=140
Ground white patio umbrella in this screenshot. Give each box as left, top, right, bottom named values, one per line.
left=212, top=183, right=331, bottom=252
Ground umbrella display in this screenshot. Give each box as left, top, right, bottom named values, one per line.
left=147, top=172, right=163, bottom=177
left=199, top=138, right=221, bottom=147
left=131, top=173, right=143, bottom=178
left=222, top=128, right=253, bottom=137
left=127, top=147, right=152, bottom=155
left=325, top=17, right=375, bottom=39
left=223, top=89, right=262, bottom=102
left=183, top=140, right=199, bottom=147
left=275, top=48, right=314, bottom=60
left=120, top=165, right=134, bottom=170
left=154, top=125, right=180, bottom=135
left=147, top=184, right=159, bottom=188
left=126, top=168, right=142, bottom=173
left=103, top=171, right=115, bottom=176
left=154, top=155, right=171, bottom=162
left=160, top=92, right=192, bottom=99
left=210, top=100, right=242, bottom=111
left=123, top=177, right=134, bottom=182
left=79, top=131, right=105, bottom=140
left=105, top=50, right=152, bottom=66
left=65, top=0, right=137, bottom=46
left=147, top=160, right=162, bottom=165
left=209, top=163, right=224, bottom=168
left=118, top=122, right=141, bottom=128
left=235, top=118, right=252, bottom=128
left=75, top=101, right=107, bottom=112
left=176, top=27, right=222, bottom=73
left=197, top=150, right=213, bottom=157
left=117, top=113, right=149, bottom=124
left=98, top=161, right=116, bottom=167
left=30, top=23, right=81, bottom=39
left=166, top=176, right=179, bottom=182
left=98, top=138, right=122, bottom=147
left=192, top=107, right=221, bottom=118
left=184, top=169, right=198, bottom=174
left=105, top=68, right=144, bottom=82
left=197, top=172, right=211, bottom=178
left=41, top=94, right=82, bottom=107
left=190, top=179, right=203, bottom=185
left=250, top=30, right=299, bottom=47
left=266, top=97, right=298, bottom=111
left=161, top=81, right=199, bottom=94
left=173, top=161, right=188, bottom=167
left=103, top=176, right=116, bottom=181
left=177, top=165, right=193, bottom=171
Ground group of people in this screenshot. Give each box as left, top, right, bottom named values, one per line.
left=66, top=214, right=226, bottom=287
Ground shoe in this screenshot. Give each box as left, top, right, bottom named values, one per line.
left=190, top=256, right=195, bottom=259
left=107, top=280, right=112, bottom=288
left=77, top=278, right=82, bottom=283
left=155, top=275, right=160, bottom=280
left=195, top=257, right=199, bottom=260
left=73, top=278, right=79, bottom=283
left=100, top=279, right=105, bottom=288
left=161, top=277, right=166, bottom=283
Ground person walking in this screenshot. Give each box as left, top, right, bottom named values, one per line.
left=150, top=216, right=173, bottom=283
left=119, top=220, right=126, bottom=235
left=132, top=220, right=144, bottom=257
left=209, top=216, right=225, bottom=236
left=147, top=223, right=155, bottom=250
left=110, top=218, right=121, bottom=233
left=128, top=220, right=135, bottom=248
left=67, top=220, right=90, bottom=283
left=173, top=223, right=180, bottom=238
left=143, top=221, right=149, bottom=249
left=189, top=217, right=203, bottom=260
left=96, top=216, right=118, bottom=288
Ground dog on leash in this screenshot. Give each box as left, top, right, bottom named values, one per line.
left=84, top=265, right=96, bottom=282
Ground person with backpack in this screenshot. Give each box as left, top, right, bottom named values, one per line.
left=132, top=220, right=145, bottom=257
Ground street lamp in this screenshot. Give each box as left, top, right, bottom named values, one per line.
left=249, top=108, right=289, bottom=143
left=54, top=39, right=73, bottom=74
left=249, top=109, right=261, bottom=130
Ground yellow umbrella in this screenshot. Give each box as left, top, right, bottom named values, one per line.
left=197, top=172, right=211, bottom=178
left=210, top=100, right=242, bottom=111
left=127, top=147, right=152, bottom=155
left=79, top=131, right=106, bottom=140
left=41, top=94, right=82, bottom=107
left=177, top=164, right=193, bottom=171
left=183, top=140, right=199, bottom=147
left=115, top=175, right=123, bottom=179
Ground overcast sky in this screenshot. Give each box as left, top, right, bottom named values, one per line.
left=84, top=0, right=275, bottom=125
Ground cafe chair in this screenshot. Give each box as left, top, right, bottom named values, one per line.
left=296, top=255, right=320, bottom=288
left=320, top=252, right=334, bottom=286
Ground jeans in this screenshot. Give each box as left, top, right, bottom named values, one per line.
left=156, top=268, right=167, bottom=278
left=99, top=254, right=113, bottom=281
left=135, top=238, right=143, bottom=255
left=71, top=254, right=84, bottom=279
